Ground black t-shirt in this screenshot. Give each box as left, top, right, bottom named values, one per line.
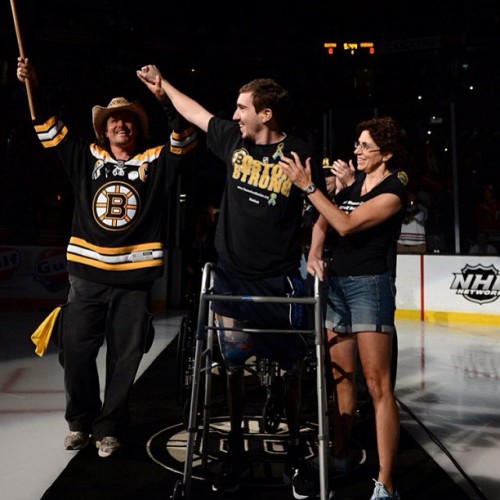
left=331, top=174, right=407, bottom=276
left=207, top=117, right=322, bottom=279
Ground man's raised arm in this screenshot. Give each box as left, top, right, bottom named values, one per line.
left=137, top=64, right=213, bottom=132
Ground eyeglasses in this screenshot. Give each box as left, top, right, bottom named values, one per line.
left=354, top=141, right=380, bottom=153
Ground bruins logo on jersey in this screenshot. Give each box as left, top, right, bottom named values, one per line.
left=93, top=182, right=140, bottom=230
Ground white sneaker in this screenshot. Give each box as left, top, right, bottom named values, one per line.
left=64, top=431, right=89, bottom=450
left=370, top=479, right=400, bottom=499
left=96, top=436, right=121, bottom=458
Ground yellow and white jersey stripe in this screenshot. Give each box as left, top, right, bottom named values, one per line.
left=67, top=237, right=164, bottom=272
left=171, top=129, right=198, bottom=155
left=35, top=115, right=68, bottom=148
left=89, top=144, right=164, bottom=166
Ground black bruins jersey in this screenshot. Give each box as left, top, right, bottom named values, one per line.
left=32, top=96, right=197, bottom=285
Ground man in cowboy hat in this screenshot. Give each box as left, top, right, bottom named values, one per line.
left=92, top=96, right=149, bottom=146
left=17, top=56, right=197, bottom=458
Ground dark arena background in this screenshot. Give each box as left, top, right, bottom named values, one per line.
left=0, top=2, right=499, bottom=499
left=1, top=0, right=499, bottom=258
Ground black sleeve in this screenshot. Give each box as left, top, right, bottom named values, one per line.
left=161, top=97, right=190, bottom=132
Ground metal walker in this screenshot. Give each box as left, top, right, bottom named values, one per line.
left=171, top=261, right=333, bottom=499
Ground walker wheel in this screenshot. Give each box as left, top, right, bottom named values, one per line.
left=171, top=479, right=185, bottom=499
left=260, top=396, right=283, bottom=433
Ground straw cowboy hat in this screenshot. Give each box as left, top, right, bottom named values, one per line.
left=92, top=97, right=148, bottom=142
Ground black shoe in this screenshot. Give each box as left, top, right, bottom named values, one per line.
left=309, top=446, right=367, bottom=480
left=330, top=448, right=367, bottom=477
left=212, top=429, right=250, bottom=493
left=292, top=460, right=320, bottom=500
left=212, top=455, right=250, bottom=493
left=283, top=443, right=308, bottom=485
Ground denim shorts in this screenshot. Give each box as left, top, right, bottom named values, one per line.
left=325, top=272, right=396, bottom=335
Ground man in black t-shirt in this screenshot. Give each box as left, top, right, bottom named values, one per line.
left=137, top=66, right=326, bottom=494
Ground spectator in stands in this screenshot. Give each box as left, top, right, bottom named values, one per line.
left=469, top=231, right=498, bottom=255
left=474, top=184, right=500, bottom=245
left=183, top=202, right=219, bottom=298
left=397, top=190, right=428, bottom=253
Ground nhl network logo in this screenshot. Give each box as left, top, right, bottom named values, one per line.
left=450, top=264, right=500, bottom=305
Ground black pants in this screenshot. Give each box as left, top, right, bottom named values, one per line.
left=60, top=275, right=154, bottom=440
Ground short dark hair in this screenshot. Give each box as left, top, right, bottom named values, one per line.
left=239, top=78, right=289, bottom=126
left=355, top=116, right=407, bottom=160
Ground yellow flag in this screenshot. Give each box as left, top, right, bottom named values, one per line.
left=30, top=306, right=61, bottom=357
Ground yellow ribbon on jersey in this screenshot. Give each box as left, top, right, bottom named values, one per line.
left=30, top=306, right=61, bottom=357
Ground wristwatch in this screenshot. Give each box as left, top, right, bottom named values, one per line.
left=304, top=183, right=317, bottom=195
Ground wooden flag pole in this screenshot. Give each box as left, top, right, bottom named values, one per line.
left=10, top=0, right=36, bottom=120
